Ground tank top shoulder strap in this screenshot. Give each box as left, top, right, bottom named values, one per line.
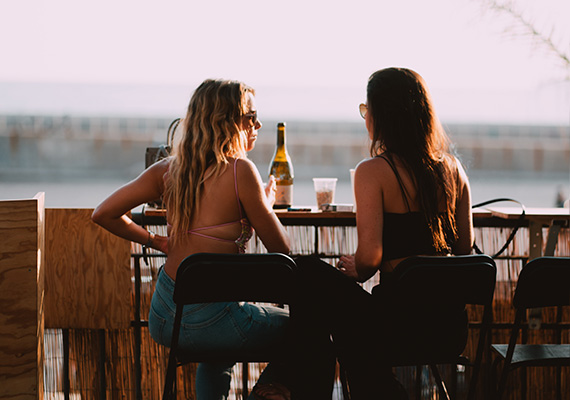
left=377, top=154, right=411, bottom=212
left=233, top=159, right=244, bottom=219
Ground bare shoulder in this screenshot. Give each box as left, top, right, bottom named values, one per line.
left=356, top=157, right=375, bottom=173
left=234, top=158, right=272, bottom=211
left=235, top=157, right=262, bottom=181
left=355, top=156, right=392, bottom=181
left=235, top=157, right=257, bottom=173
left=137, top=157, right=170, bottom=188
left=448, top=155, right=470, bottom=188
left=140, top=157, right=168, bottom=178
left=455, top=158, right=469, bottom=181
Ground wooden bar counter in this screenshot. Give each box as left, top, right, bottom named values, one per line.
left=23, top=204, right=569, bottom=399
left=139, top=205, right=569, bottom=258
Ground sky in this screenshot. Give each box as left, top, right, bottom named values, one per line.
left=1, top=0, right=569, bottom=124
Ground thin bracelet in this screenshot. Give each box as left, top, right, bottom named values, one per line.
left=145, top=230, right=155, bottom=247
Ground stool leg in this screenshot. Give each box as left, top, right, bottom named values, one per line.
left=556, top=366, right=562, bottom=400
left=415, top=365, right=422, bottom=399
left=242, top=362, right=249, bottom=400
left=521, top=367, right=527, bottom=400
left=429, top=365, right=450, bottom=400
left=338, top=361, right=351, bottom=400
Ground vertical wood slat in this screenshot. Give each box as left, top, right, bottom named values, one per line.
left=0, top=193, right=45, bottom=399
left=44, top=208, right=131, bottom=329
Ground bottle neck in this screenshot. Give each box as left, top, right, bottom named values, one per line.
left=276, top=127, right=286, bottom=148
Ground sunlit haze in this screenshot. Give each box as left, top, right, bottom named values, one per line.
left=1, top=0, right=569, bottom=124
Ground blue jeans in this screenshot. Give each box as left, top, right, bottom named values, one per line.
left=149, top=267, right=290, bottom=400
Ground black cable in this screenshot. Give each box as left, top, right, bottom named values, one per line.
left=472, top=198, right=526, bottom=258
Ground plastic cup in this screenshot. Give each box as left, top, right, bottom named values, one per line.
left=313, top=178, right=337, bottom=209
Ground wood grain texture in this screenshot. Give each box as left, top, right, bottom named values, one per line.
left=44, top=208, right=131, bottom=329
left=0, top=194, right=45, bottom=399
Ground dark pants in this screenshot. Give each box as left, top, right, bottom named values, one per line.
left=291, top=256, right=407, bottom=400
left=290, top=255, right=468, bottom=399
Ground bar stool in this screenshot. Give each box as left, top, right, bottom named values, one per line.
left=491, top=256, right=570, bottom=400
left=339, top=254, right=497, bottom=400
left=161, top=252, right=297, bottom=400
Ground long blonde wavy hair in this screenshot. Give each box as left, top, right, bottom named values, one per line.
left=164, top=79, right=253, bottom=240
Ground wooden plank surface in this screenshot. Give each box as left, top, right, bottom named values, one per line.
left=144, top=206, right=569, bottom=227
left=44, top=208, right=131, bottom=329
left=0, top=194, right=45, bottom=399
left=144, top=205, right=357, bottom=219
left=482, top=206, right=569, bottom=221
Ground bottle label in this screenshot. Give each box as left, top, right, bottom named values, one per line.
left=275, top=184, right=293, bottom=206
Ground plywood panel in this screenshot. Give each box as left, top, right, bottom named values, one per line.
left=0, top=193, right=45, bottom=399
left=44, top=208, right=131, bottom=329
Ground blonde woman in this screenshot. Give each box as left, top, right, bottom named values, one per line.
left=92, top=79, right=291, bottom=400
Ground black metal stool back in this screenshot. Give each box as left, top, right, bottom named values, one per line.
left=357, top=254, right=497, bottom=400
left=162, top=252, right=297, bottom=400
left=492, top=256, right=570, bottom=400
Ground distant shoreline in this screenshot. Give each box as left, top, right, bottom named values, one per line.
left=2, top=176, right=568, bottom=210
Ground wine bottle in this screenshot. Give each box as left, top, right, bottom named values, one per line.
left=268, top=122, right=294, bottom=209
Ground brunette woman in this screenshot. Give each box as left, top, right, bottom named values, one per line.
left=274, top=67, right=474, bottom=400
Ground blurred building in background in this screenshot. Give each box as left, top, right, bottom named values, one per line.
left=1, top=114, right=568, bottom=182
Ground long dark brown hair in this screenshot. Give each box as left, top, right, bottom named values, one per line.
left=367, top=67, right=458, bottom=251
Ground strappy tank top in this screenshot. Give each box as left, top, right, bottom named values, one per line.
left=171, top=159, right=254, bottom=253
left=378, top=154, right=445, bottom=260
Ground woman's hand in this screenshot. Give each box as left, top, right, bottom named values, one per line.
left=337, top=255, right=358, bottom=280
left=264, top=175, right=277, bottom=207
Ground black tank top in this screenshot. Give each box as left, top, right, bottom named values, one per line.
left=379, top=154, right=446, bottom=260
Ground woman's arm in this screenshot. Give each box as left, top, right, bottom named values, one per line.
left=91, top=159, right=169, bottom=253
left=349, top=158, right=385, bottom=282
left=236, top=159, right=290, bottom=254
left=452, top=161, right=474, bottom=255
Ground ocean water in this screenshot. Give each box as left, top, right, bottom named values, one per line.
left=2, top=173, right=568, bottom=209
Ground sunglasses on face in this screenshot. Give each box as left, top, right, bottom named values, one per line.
left=359, top=103, right=367, bottom=119
left=243, top=111, right=259, bottom=126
